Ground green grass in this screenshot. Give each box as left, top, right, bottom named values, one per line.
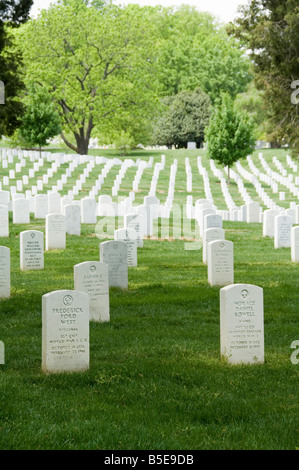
left=0, top=147, right=298, bottom=450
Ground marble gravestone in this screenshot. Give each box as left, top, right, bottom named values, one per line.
left=42, top=290, right=89, bottom=374
left=207, top=240, right=234, bottom=286
left=34, top=194, right=48, bottom=219
left=100, top=240, right=128, bottom=289
left=263, top=209, right=279, bottom=238
left=81, top=198, right=97, bottom=224
left=220, top=284, right=264, bottom=364
left=0, top=205, right=9, bottom=237
left=114, top=228, right=138, bottom=267
left=246, top=201, right=260, bottom=223
left=74, top=261, right=109, bottom=322
left=64, top=204, right=81, bottom=236
left=0, top=341, right=4, bottom=365
left=124, top=213, right=144, bottom=248
left=202, top=228, right=225, bottom=265
left=274, top=214, right=293, bottom=248
left=12, top=198, right=30, bottom=224
left=20, top=230, right=44, bottom=271
left=46, top=214, right=66, bottom=251
left=0, top=246, right=10, bottom=298
left=291, top=226, right=299, bottom=262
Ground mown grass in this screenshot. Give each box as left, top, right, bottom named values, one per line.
left=0, top=219, right=298, bottom=450
left=0, top=147, right=298, bottom=450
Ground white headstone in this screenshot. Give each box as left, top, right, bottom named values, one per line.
left=46, top=214, right=66, bottom=251
left=74, top=261, right=109, bottom=322
left=81, top=198, right=97, bottom=224
left=42, top=290, right=89, bottom=373
left=0, top=246, right=10, bottom=298
left=263, top=209, right=279, bottom=238
left=220, top=284, right=264, bottom=364
left=0, top=190, right=9, bottom=207
left=246, top=201, right=260, bottom=223
left=274, top=215, right=292, bottom=248
left=100, top=240, right=128, bottom=289
left=137, top=205, right=153, bottom=237
left=48, top=192, right=61, bottom=214
left=291, top=226, right=299, bottom=262
left=114, top=228, right=138, bottom=267
left=203, top=213, right=223, bottom=237
left=98, top=195, right=113, bottom=216
left=0, top=341, right=4, bottom=364
left=0, top=205, right=9, bottom=237
left=64, top=204, right=81, bottom=236
left=207, top=240, right=234, bottom=286
left=12, top=198, right=30, bottom=224
left=202, top=228, right=225, bottom=265
left=124, top=213, right=144, bottom=248
left=20, top=230, right=44, bottom=270
left=34, top=194, right=48, bottom=219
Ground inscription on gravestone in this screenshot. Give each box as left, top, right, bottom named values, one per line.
left=100, top=240, right=128, bottom=289
left=42, top=290, right=89, bottom=373
left=74, top=261, right=109, bottom=322
left=220, top=284, right=264, bottom=364
left=20, top=230, right=44, bottom=271
left=208, top=240, right=234, bottom=286
left=0, top=246, right=10, bottom=298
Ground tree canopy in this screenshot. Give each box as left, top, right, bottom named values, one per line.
left=16, top=0, right=160, bottom=154
left=152, top=88, right=212, bottom=148
left=229, top=0, right=299, bottom=154
left=5, top=1, right=258, bottom=153
left=206, top=94, right=256, bottom=183
left=153, top=5, right=252, bottom=102
left=0, top=0, right=33, bottom=137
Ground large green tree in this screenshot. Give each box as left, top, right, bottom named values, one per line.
left=229, top=0, right=299, bottom=154
left=206, top=94, right=256, bottom=184
left=16, top=0, right=160, bottom=154
left=152, top=4, right=252, bottom=102
left=16, top=83, right=62, bottom=155
left=0, top=0, right=33, bottom=137
left=152, top=88, right=212, bottom=148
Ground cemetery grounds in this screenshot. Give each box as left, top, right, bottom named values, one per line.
left=0, top=146, right=298, bottom=450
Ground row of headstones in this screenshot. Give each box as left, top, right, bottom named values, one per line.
left=263, top=210, right=299, bottom=260
left=1, top=280, right=264, bottom=371
left=252, top=154, right=299, bottom=199
left=0, top=191, right=157, bottom=237
left=0, top=149, right=158, bottom=205
left=0, top=209, right=145, bottom=298
left=37, top=281, right=264, bottom=374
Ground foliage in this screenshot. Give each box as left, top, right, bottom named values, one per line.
left=228, top=0, right=299, bottom=155
left=16, top=0, right=160, bottom=154
left=152, top=88, right=212, bottom=148
left=0, top=0, right=33, bottom=137
left=16, top=82, right=62, bottom=152
left=234, top=81, right=268, bottom=141
left=153, top=5, right=252, bottom=102
left=206, top=94, right=256, bottom=182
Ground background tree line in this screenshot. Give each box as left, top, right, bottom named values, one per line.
left=0, top=0, right=298, bottom=157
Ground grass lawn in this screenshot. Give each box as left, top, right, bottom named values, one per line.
left=0, top=147, right=298, bottom=450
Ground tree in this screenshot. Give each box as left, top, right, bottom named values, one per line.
left=234, top=81, right=269, bottom=141
left=206, top=94, right=256, bottom=184
left=16, top=0, right=160, bottom=154
left=152, top=88, right=212, bottom=148
left=152, top=5, right=252, bottom=102
left=229, top=0, right=299, bottom=155
left=16, top=83, right=62, bottom=155
left=0, top=0, right=33, bottom=137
